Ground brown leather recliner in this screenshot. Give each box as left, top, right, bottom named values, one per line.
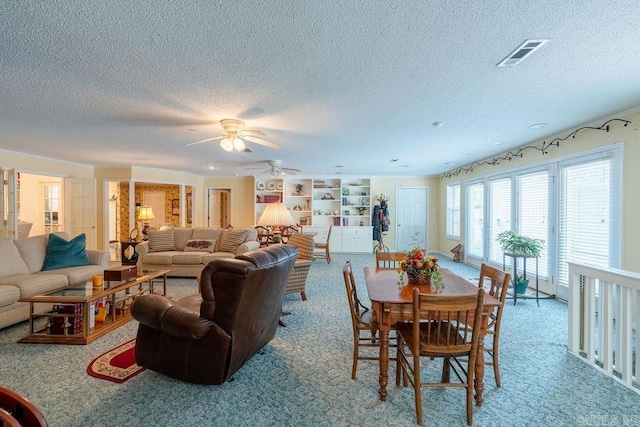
left=130, top=245, right=298, bottom=385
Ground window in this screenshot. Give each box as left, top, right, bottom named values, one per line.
left=558, top=152, right=620, bottom=287
left=517, top=170, right=549, bottom=277
left=488, top=177, right=511, bottom=265
left=466, top=182, right=484, bottom=258
left=446, top=183, right=460, bottom=238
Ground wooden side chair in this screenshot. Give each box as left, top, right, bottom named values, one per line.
left=0, top=386, right=49, bottom=427
left=395, top=287, right=485, bottom=426
left=254, top=225, right=271, bottom=247
left=375, top=251, right=406, bottom=269
left=314, top=225, right=332, bottom=264
left=476, top=263, right=511, bottom=387
left=280, top=225, right=299, bottom=244
left=342, top=261, right=394, bottom=379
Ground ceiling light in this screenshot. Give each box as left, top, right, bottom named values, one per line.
left=445, top=162, right=454, bottom=165
left=207, top=166, right=215, bottom=170
left=432, top=121, right=444, bottom=127
left=490, top=142, right=502, bottom=146
left=529, top=123, right=548, bottom=129
left=220, top=137, right=233, bottom=152
left=233, top=136, right=246, bottom=151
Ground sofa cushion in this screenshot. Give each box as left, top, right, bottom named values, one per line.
left=192, top=228, right=223, bottom=241
left=14, top=234, right=48, bottom=273
left=147, top=229, right=177, bottom=253
left=0, top=273, right=69, bottom=298
left=0, top=238, right=29, bottom=278
left=173, top=228, right=195, bottom=251
left=202, top=252, right=236, bottom=264
left=184, top=239, right=217, bottom=253
left=141, top=252, right=179, bottom=266
left=42, top=233, right=91, bottom=271
left=172, top=252, right=205, bottom=265
left=218, top=229, right=248, bottom=253
left=0, top=285, right=20, bottom=308
left=50, top=265, right=106, bottom=286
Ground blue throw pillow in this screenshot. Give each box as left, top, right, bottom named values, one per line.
left=42, top=233, right=91, bottom=271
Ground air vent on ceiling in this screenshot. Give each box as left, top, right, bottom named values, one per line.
left=497, top=39, right=549, bottom=67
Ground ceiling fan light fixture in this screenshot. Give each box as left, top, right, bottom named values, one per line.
left=220, top=137, right=234, bottom=152
left=233, top=136, right=246, bottom=152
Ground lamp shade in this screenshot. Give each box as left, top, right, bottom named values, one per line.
left=137, top=206, right=156, bottom=221
left=257, top=203, right=295, bottom=227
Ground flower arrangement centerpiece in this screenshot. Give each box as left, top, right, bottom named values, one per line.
left=397, top=246, right=443, bottom=291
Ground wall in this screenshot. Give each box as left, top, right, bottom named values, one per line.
left=203, top=176, right=255, bottom=227
left=437, top=109, right=640, bottom=273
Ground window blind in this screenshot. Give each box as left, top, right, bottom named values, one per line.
left=466, top=182, right=484, bottom=258
left=446, top=183, right=460, bottom=238
left=517, top=170, right=549, bottom=277
left=488, top=178, right=511, bottom=265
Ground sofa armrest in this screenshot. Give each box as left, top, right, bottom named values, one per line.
left=87, top=249, right=110, bottom=267
left=236, top=240, right=260, bottom=255
left=131, top=294, right=213, bottom=340
left=135, top=241, right=150, bottom=258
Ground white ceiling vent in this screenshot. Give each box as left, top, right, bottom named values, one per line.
left=497, top=39, right=549, bottom=67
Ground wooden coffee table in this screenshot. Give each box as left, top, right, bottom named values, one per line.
left=19, top=269, right=170, bottom=344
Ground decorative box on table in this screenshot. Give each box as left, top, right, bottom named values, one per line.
left=104, top=265, right=137, bottom=282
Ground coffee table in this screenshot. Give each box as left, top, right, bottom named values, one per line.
left=19, top=269, right=171, bottom=344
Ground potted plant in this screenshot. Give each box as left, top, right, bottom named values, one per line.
left=495, top=230, right=545, bottom=258
left=513, top=274, right=530, bottom=295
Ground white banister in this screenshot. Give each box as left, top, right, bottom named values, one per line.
left=568, top=262, right=640, bottom=393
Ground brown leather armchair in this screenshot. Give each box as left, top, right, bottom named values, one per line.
left=131, top=245, right=298, bottom=385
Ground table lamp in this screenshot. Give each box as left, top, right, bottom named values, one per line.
left=257, top=203, right=295, bottom=243
left=137, top=206, right=155, bottom=239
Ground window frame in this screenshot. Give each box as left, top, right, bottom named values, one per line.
left=446, top=182, right=461, bottom=239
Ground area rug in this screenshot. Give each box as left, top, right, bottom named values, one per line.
left=87, top=339, right=144, bottom=383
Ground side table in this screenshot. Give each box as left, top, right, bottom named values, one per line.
left=121, top=241, right=139, bottom=265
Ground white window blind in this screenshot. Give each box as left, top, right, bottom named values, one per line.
left=558, top=154, right=619, bottom=287
left=446, top=183, right=460, bottom=238
left=466, top=182, right=484, bottom=258
left=488, top=178, right=511, bottom=265
left=517, top=170, right=549, bottom=277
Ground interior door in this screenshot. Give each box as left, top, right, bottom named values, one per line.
left=208, top=188, right=231, bottom=228
left=64, top=178, right=97, bottom=249
left=396, top=187, right=428, bottom=251
left=2, top=169, right=18, bottom=239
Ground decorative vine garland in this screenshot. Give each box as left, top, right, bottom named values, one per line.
left=441, top=118, right=631, bottom=179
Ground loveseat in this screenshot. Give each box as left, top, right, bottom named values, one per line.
left=0, top=232, right=110, bottom=330
left=135, top=227, right=260, bottom=278
left=131, top=245, right=298, bottom=384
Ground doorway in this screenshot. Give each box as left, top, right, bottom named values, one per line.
left=395, top=187, right=428, bottom=251
left=208, top=188, right=231, bottom=228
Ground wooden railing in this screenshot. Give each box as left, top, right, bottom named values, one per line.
left=568, top=262, right=640, bottom=393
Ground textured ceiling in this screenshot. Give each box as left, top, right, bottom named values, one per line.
left=1, top=1, right=639, bottom=177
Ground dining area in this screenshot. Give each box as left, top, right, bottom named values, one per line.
left=343, top=252, right=510, bottom=426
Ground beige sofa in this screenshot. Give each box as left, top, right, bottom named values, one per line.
left=135, top=227, right=260, bottom=277
left=0, top=232, right=110, bottom=330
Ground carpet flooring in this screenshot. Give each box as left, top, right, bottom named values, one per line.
left=1, top=253, right=639, bottom=426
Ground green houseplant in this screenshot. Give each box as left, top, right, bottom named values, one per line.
left=495, top=230, right=545, bottom=258
left=513, top=274, right=530, bottom=295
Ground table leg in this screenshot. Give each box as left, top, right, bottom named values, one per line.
left=378, top=327, right=390, bottom=401
left=474, top=317, right=488, bottom=406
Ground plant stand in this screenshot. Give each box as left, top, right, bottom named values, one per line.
left=503, top=253, right=540, bottom=306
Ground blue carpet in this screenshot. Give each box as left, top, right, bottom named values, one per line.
left=0, top=253, right=639, bottom=426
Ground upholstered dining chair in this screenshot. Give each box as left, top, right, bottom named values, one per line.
left=342, top=260, right=395, bottom=379
left=314, top=225, right=332, bottom=264
left=375, top=251, right=406, bottom=269
left=475, top=263, right=511, bottom=387
left=395, top=287, right=485, bottom=426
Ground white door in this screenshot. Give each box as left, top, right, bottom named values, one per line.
left=64, top=178, right=97, bottom=249
left=396, top=187, right=428, bottom=251
left=0, top=168, right=18, bottom=239
left=207, top=188, right=231, bottom=228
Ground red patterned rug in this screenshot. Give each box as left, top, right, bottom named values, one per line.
left=87, top=339, right=144, bottom=383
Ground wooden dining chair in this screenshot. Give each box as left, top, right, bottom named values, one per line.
left=342, top=261, right=394, bottom=379
left=280, top=225, right=299, bottom=244
left=395, top=287, right=485, bottom=427
left=476, top=263, right=511, bottom=387
left=314, top=225, right=332, bottom=264
left=254, top=226, right=271, bottom=247
left=375, top=251, right=406, bottom=269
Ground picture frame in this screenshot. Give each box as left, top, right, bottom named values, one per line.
left=172, top=199, right=180, bottom=216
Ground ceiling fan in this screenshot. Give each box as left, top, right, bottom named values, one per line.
left=185, top=119, right=280, bottom=152
left=246, top=160, right=301, bottom=176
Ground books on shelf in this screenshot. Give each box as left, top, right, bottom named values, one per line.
left=50, top=303, right=83, bottom=335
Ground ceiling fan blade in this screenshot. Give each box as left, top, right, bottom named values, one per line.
left=243, top=136, right=281, bottom=150
left=184, top=136, right=225, bottom=146
left=240, top=129, right=267, bottom=137
left=282, top=167, right=302, bottom=173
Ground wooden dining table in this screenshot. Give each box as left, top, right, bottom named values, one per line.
left=364, top=267, right=501, bottom=406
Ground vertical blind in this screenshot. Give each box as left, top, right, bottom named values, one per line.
left=488, top=178, right=511, bottom=265
left=558, top=156, right=617, bottom=287
left=466, top=182, right=484, bottom=258
left=446, top=183, right=460, bottom=237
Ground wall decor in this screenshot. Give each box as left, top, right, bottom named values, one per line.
left=172, top=199, right=180, bottom=216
